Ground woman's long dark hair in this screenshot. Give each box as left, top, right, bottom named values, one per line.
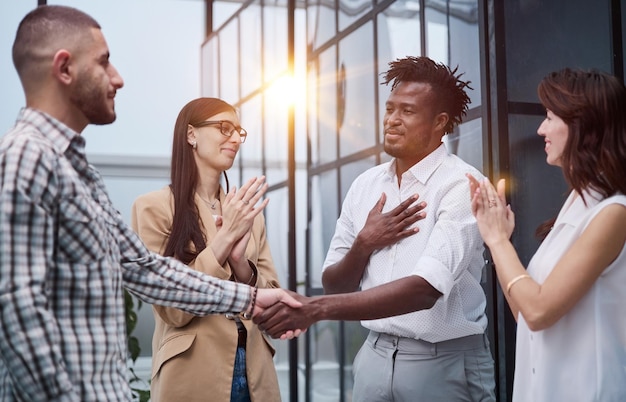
left=535, top=68, right=626, bottom=239
left=164, top=98, right=236, bottom=263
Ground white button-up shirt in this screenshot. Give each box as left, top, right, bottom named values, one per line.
left=323, top=144, right=488, bottom=342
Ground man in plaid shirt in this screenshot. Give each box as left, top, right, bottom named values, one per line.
left=0, top=5, right=300, bottom=401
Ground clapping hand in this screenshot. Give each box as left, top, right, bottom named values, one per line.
left=467, top=175, right=515, bottom=247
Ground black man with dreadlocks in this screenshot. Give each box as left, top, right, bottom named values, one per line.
left=255, top=56, right=496, bottom=401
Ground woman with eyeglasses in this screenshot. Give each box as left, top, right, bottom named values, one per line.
left=131, top=97, right=282, bottom=402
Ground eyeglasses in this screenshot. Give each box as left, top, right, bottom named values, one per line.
left=193, top=120, right=248, bottom=143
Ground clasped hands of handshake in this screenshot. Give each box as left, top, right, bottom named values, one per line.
left=251, top=289, right=314, bottom=340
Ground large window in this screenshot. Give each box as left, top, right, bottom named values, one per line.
left=206, top=1, right=483, bottom=400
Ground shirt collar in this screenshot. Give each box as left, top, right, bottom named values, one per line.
left=385, top=143, right=447, bottom=184
left=18, top=107, right=83, bottom=154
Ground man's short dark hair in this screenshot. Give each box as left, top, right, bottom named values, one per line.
left=12, top=5, right=101, bottom=78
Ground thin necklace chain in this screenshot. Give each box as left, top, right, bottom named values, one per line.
left=197, top=193, right=219, bottom=210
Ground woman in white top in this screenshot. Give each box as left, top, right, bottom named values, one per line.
left=467, top=68, right=626, bottom=402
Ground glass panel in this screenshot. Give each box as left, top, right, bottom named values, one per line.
left=425, top=5, right=449, bottom=65
left=219, top=20, right=240, bottom=103
left=295, top=169, right=308, bottom=284
left=240, top=95, right=264, bottom=181
left=263, top=186, right=291, bottom=400
left=240, top=1, right=262, bottom=98
left=307, top=0, right=337, bottom=49
left=201, top=37, right=220, bottom=97
left=377, top=5, right=422, bottom=69
left=315, top=46, right=338, bottom=165
left=338, top=22, right=376, bottom=158
left=103, top=175, right=169, bottom=356
left=294, top=8, right=310, bottom=166
left=264, top=91, right=289, bottom=185
left=443, top=117, right=483, bottom=172
left=507, top=114, right=568, bottom=264
left=505, top=0, right=612, bottom=103
left=448, top=0, right=481, bottom=107
left=264, top=0, right=288, bottom=83
left=338, top=0, right=372, bottom=32
left=308, top=170, right=339, bottom=288
left=213, top=1, right=243, bottom=31
left=307, top=52, right=321, bottom=165
left=310, top=321, right=341, bottom=400
left=342, top=321, right=369, bottom=398
left=340, top=156, right=376, bottom=201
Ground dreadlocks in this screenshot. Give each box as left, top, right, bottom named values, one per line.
left=382, top=56, right=472, bottom=134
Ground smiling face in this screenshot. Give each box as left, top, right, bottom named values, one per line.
left=68, top=28, right=124, bottom=126
left=537, top=109, right=569, bottom=167
left=383, top=81, right=449, bottom=174
left=187, top=110, right=243, bottom=173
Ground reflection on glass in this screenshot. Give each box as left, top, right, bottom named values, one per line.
left=507, top=114, right=567, bottom=265
left=425, top=0, right=481, bottom=108
left=308, top=171, right=339, bottom=288
left=314, top=46, right=338, bottom=165
left=264, top=90, right=289, bottom=185
left=342, top=321, right=369, bottom=399
left=339, top=0, right=373, bottom=32
left=240, top=2, right=262, bottom=98
left=425, top=6, right=449, bottom=65
left=338, top=22, right=376, bottom=158
left=309, top=321, right=342, bottom=400
left=340, top=157, right=376, bottom=201
left=263, top=186, right=291, bottom=400
left=264, top=1, right=288, bottom=83
left=307, top=0, right=337, bottom=49
left=219, top=21, right=240, bottom=103
left=240, top=95, right=263, bottom=182
left=213, top=1, right=244, bottom=30
left=201, top=38, right=220, bottom=98
left=443, top=117, right=483, bottom=172
left=377, top=3, right=421, bottom=69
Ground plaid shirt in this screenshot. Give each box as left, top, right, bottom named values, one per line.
left=0, top=108, right=252, bottom=402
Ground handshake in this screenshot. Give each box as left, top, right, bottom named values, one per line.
left=250, top=273, right=440, bottom=339
left=251, top=288, right=317, bottom=339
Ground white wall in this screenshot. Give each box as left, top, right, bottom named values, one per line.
left=0, top=0, right=206, bottom=158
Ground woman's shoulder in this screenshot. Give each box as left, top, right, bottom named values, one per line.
left=134, top=186, right=172, bottom=206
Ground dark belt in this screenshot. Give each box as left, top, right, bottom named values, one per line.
left=235, top=318, right=247, bottom=348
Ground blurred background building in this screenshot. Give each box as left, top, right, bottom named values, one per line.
left=1, top=1, right=624, bottom=401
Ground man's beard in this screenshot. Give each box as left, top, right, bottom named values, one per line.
left=70, top=71, right=117, bottom=126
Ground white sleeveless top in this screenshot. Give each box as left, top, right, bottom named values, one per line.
left=513, top=190, right=626, bottom=402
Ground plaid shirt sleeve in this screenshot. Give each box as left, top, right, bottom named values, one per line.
left=118, top=218, right=252, bottom=315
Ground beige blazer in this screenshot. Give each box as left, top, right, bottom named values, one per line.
left=131, top=186, right=282, bottom=402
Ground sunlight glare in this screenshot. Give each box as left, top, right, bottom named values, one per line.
left=267, top=73, right=307, bottom=109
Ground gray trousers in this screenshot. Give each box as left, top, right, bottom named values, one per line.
left=352, top=331, right=496, bottom=402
